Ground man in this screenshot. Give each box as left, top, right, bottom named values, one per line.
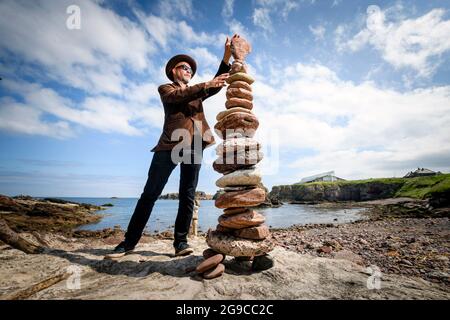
left=106, top=35, right=237, bottom=259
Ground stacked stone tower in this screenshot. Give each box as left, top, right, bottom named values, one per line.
left=194, top=36, right=274, bottom=280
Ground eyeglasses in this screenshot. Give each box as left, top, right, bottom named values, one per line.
left=176, top=65, right=193, bottom=74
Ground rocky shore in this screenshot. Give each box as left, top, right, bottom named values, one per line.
left=0, top=195, right=103, bottom=234
left=0, top=195, right=448, bottom=299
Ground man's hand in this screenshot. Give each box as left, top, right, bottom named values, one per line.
left=223, top=34, right=239, bottom=65
left=205, top=73, right=229, bottom=89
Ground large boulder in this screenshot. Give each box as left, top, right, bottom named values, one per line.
left=206, top=230, right=274, bottom=257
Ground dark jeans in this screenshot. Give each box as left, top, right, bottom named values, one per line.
left=123, top=144, right=202, bottom=249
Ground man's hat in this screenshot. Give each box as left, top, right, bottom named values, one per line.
left=165, top=54, right=197, bottom=81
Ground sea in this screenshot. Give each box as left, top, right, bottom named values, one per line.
left=53, top=198, right=365, bottom=234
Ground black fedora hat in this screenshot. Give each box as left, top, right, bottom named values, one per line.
left=165, top=54, right=197, bottom=81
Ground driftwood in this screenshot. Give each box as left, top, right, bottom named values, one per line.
left=0, top=218, right=44, bottom=254
left=1, top=272, right=71, bottom=300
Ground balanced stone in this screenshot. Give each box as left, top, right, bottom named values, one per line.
left=216, top=107, right=253, bottom=122
left=203, top=248, right=219, bottom=259
left=230, top=36, right=252, bottom=61
left=214, top=112, right=259, bottom=138
left=218, top=210, right=265, bottom=229
left=226, top=72, right=255, bottom=85
left=196, top=253, right=225, bottom=273
left=215, top=137, right=260, bottom=155
left=223, top=207, right=248, bottom=215
left=203, top=263, right=225, bottom=279
left=216, top=224, right=234, bottom=233
left=228, top=80, right=252, bottom=92
left=216, top=167, right=262, bottom=188
left=206, top=230, right=274, bottom=257
left=226, top=88, right=253, bottom=101
left=223, top=186, right=255, bottom=192
left=213, top=150, right=263, bottom=174
left=234, top=225, right=270, bottom=240
left=225, top=97, right=253, bottom=110
left=230, top=61, right=248, bottom=75
left=213, top=161, right=256, bottom=175
left=215, top=187, right=266, bottom=208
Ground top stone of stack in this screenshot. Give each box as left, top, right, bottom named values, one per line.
left=231, top=36, right=252, bottom=62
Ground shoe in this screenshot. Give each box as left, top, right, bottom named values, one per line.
left=104, top=242, right=134, bottom=259
left=174, top=242, right=194, bottom=256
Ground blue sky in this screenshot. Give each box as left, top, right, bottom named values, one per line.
left=1, top=0, right=450, bottom=197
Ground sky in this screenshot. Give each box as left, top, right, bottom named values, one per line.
left=0, top=0, right=450, bottom=197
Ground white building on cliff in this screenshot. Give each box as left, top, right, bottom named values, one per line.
left=298, top=171, right=345, bottom=184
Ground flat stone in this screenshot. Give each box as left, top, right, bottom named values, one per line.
left=216, top=224, right=234, bottom=233
left=216, top=107, right=254, bottom=122
left=202, top=248, right=220, bottom=259
left=215, top=188, right=266, bottom=209
left=203, top=263, right=225, bottom=279
left=226, top=88, right=253, bottom=101
left=223, top=186, right=256, bottom=192
left=223, top=207, right=248, bottom=215
left=218, top=210, right=265, bottom=229
left=230, top=36, right=252, bottom=61
left=196, top=253, right=225, bottom=273
left=234, top=225, right=270, bottom=240
left=206, top=230, right=275, bottom=257
left=215, top=137, right=260, bottom=155
left=226, top=72, right=255, bottom=85
left=228, top=80, right=252, bottom=92
left=213, top=151, right=263, bottom=174
left=214, top=112, right=259, bottom=138
left=213, top=161, right=255, bottom=175
left=216, top=167, right=262, bottom=188
left=225, top=97, right=253, bottom=110
left=230, top=61, right=248, bottom=75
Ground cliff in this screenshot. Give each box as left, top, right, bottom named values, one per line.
left=269, top=174, right=450, bottom=204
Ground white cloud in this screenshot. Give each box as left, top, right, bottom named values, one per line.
left=281, top=1, right=299, bottom=20
left=158, top=0, right=194, bottom=19
left=331, top=0, right=341, bottom=8
left=252, top=0, right=299, bottom=31
left=222, top=0, right=234, bottom=19
left=1, top=79, right=164, bottom=137
left=0, top=98, right=74, bottom=139
left=253, top=8, right=273, bottom=33
left=226, top=19, right=253, bottom=43
left=345, top=6, right=450, bottom=77
left=249, top=63, right=450, bottom=180
left=187, top=47, right=220, bottom=70
left=135, top=11, right=225, bottom=49
left=0, top=0, right=155, bottom=95
left=309, top=24, right=326, bottom=41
